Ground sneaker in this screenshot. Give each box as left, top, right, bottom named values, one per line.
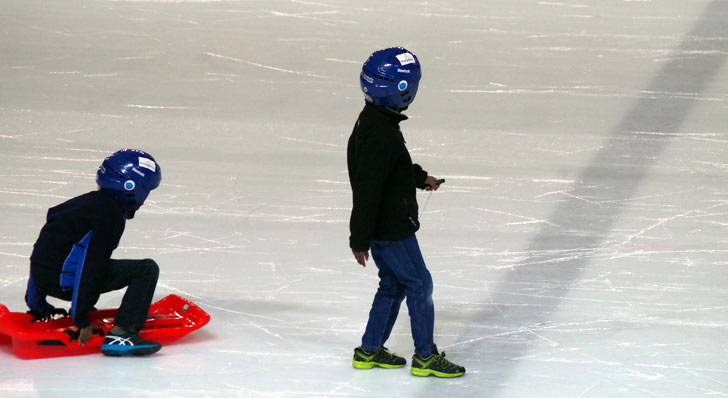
left=101, top=331, right=161, bottom=356
left=411, top=352, right=465, bottom=378
left=352, top=346, right=406, bottom=369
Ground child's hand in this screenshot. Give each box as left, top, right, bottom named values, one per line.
left=78, top=326, right=94, bottom=346
left=352, top=250, right=369, bottom=267
left=424, top=176, right=443, bottom=191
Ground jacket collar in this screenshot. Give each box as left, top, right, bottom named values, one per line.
left=364, top=102, right=408, bottom=123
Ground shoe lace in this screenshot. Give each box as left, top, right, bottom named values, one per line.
left=431, top=352, right=460, bottom=371
left=377, top=347, right=399, bottom=361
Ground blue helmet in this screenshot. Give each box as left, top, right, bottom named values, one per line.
left=96, top=149, right=161, bottom=212
left=360, top=47, right=422, bottom=109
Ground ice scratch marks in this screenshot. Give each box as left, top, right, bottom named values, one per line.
left=204, top=52, right=330, bottom=80
left=620, top=209, right=697, bottom=247
left=0, top=379, right=34, bottom=393
left=115, top=54, right=157, bottom=61
left=201, top=303, right=285, bottom=340
left=538, top=1, right=590, bottom=8
left=324, top=58, right=359, bottom=64
left=279, top=136, right=342, bottom=150
left=154, top=229, right=249, bottom=255
left=156, top=283, right=204, bottom=302
left=693, top=160, right=728, bottom=169
left=245, top=61, right=329, bottom=79
left=83, top=73, right=119, bottom=78
left=204, top=72, right=238, bottom=83
left=475, top=207, right=558, bottom=227
left=289, top=0, right=369, bottom=12
left=47, top=70, right=121, bottom=80
left=244, top=60, right=330, bottom=79
left=619, top=201, right=728, bottom=248
left=538, top=187, right=707, bottom=209
left=49, top=71, right=81, bottom=75
left=451, top=246, right=599, bottom=270
left=0, top=251, right=27, bottom=259
left=126, top=104, right=194, bottom=110
left=270, top=10, right=357, bottom=25
left=520, top=327, right=645, bottom=372
left=635, top=363, right=728, bottom=376
left=203, top=51, right=244, bottom=63
left=448, top=320, right=614, bottom=350
left=451, top=86, right=724, bottom=101
left=0, top=189, right=72, bottom=201
left=577, top=384, right=599, bottom=398
left=0, top=277, right=24, bottom=289
left=201, top=301, right=355, bottom=341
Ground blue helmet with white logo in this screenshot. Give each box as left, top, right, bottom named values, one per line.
left=360, top=47, right=422, bottom=109
left=96, top=149, right=161, bottom=212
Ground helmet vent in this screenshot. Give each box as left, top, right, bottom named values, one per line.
left=110, top=168, right=124, bottom=179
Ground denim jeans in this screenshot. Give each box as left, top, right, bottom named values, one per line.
left=361, top=235, right=438, bottom=357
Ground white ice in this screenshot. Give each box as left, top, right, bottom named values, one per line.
left=1, top=1, right=727, bottom=397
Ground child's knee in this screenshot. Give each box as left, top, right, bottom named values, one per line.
left=140, top=259, right=159, bottom=278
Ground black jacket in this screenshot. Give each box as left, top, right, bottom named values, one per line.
left=29, top=190, right=126, bottom=328
left=347, top=103, right=428, bottom=251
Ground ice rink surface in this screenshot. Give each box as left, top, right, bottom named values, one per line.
left=1, top=0, right=727, bottom=397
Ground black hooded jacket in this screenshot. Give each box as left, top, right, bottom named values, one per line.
left=29, top=190, right=126, bottom=328
left=347, top=103, right=428, bottom=251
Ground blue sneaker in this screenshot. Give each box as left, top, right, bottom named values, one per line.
left=101, top=331, right=161, bottom=356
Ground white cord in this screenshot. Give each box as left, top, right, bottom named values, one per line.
left=419, top=190, right=434, bottom=218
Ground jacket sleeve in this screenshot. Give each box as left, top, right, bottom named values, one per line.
left=70, top=217, right=122, bottom=329
left=412, top=163, right=428, bottom=189
left=349, top=131, right=393, bottom=252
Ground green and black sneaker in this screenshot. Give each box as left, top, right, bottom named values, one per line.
left=411, top=352, right=465, bottom=378
left=353, top=346, right=406, bottom=369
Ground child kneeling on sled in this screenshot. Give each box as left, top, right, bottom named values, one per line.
left=25, top=149, right=163, bottom=356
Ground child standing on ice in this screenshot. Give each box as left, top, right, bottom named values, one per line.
left=347, top=47, right=465, bottom=377
left=25, top=149, right=163, bottom=356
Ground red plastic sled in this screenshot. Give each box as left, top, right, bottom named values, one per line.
left=0, top=294, right=210, bottom=359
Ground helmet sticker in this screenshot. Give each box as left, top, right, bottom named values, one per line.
left=398, top=80, right=408, bottom=91
left=361, top=73, right=373, bottom=84
left=124, top=180, right=136, bottom=191
left=395, top=52, right=416, bottom=66
left=138, top=157, right=157, bottom=172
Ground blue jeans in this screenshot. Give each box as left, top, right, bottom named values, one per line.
left=361, top=235, right=437, bottom=357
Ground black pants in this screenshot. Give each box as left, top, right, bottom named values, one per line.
left=100, top=259, right=159, bottom=334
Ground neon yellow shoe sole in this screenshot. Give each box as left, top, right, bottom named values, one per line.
left=410, top=367, right=465, bottom=378
left=353, top=360, right=405, bottom=369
